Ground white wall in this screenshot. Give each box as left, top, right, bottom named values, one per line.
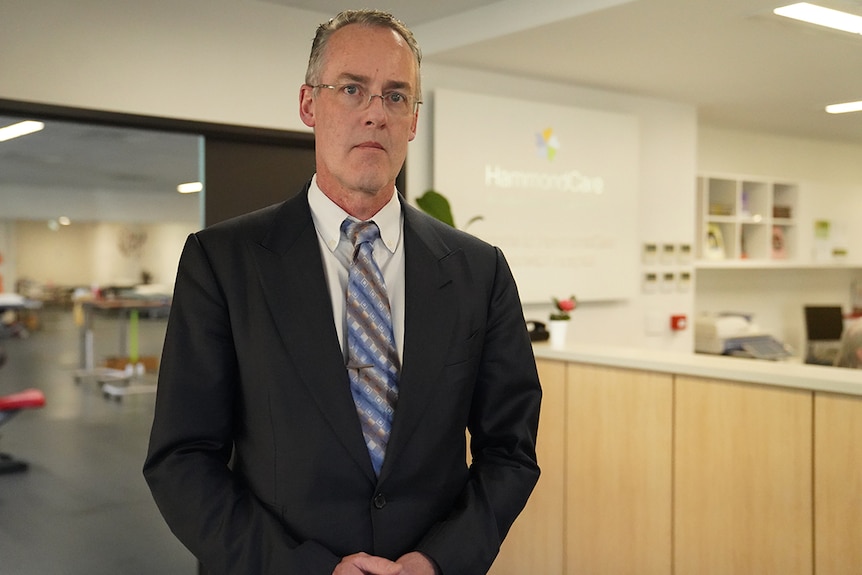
left=699, top=126, right=862, bottom=262
left=697, top=126, right=862, bottom=353
left=0, top=0, right=319, bottom=133
left=412, top=65, right=697, bottom=350
left=14, top=220, right=194, bottom=290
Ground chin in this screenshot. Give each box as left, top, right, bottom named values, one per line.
left=354, top=180, right=391, bottom=196
left=348, top=169, right=394, bottom=194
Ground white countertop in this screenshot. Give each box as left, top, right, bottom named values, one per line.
left=533, top=342, right=862, bottom=397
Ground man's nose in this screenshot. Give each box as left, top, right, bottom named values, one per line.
left=363, top=94, right=388, bottom=122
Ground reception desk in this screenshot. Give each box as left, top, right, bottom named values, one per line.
left=488, top=344, right=862, bottom=575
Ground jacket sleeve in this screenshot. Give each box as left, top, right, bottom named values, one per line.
left=415, top=246, right=542, bottom=574
left=142, top=234, right=340, bottom=575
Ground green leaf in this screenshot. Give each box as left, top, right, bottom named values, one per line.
left=415, top=190, right=455, bottom=227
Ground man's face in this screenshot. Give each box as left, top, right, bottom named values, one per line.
left=300, top=24, right=419, bottom=204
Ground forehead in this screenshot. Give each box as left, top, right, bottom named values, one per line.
left=322, top=24, right=417, bottom=85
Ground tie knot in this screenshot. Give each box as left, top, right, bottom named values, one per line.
left=342, top=219, right=380, bottom=248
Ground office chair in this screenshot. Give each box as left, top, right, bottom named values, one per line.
left=0, top=345, right=47, bottom=474
left=803, top=306, right=844, bottom=365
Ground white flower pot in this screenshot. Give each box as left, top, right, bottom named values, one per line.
left=548, top=319, right=569, bottom=348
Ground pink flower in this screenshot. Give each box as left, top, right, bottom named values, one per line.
left=550, top=296, right=577, bottom=320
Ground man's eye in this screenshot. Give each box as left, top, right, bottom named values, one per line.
left=343, top=85, right=361, bottom=96
left=386, top=92, right=406, bottom=104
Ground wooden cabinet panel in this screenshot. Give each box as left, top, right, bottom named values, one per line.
left=674, top=376, right=812, bottom=575
left=566, top=364, right=673, bottom=575
left=489, top=358, right=566, bottom=575
left=814, top=392, right=862, bottom=575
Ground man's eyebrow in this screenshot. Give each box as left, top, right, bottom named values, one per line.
left=384, top=80, right=413, bottom=92
left=334, top=73, right=413, bottom=92
left=334, top=73, right=369, bottom=84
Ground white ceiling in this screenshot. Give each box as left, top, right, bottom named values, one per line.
left=1, top=0, right=860, bottom=202
left=270, top=0, right=862, bottom=143
left=422, top=0, right=862, bottom=144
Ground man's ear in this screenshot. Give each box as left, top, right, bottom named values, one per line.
left=299, top=85, right=316, bottom=128
left=408, top=108, right=419, bottom=142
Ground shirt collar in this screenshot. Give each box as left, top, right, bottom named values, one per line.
left=307, top=174, right=402, bottom=255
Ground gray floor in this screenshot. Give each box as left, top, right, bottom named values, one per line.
left=0, top=308, right=196, bottom=574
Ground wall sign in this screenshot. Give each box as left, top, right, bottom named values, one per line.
left=433, top=89, right=640, bottom=302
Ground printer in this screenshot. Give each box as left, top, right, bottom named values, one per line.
left=695, top=313, right=793, bottom=360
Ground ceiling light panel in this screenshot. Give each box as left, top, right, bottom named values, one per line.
left=825, top=100, right=862, bottom=113
left=774, top=2, right=862, bottom=35
left=0, top=120, right=45, bottom=142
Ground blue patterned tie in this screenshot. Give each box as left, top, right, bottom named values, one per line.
left=342, top=219, right=399, bottom=476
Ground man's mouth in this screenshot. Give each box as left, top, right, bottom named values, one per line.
left=356, top=141, right=385, bottom=151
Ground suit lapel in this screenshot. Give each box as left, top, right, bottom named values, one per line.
left=250, top=187, right=375, bottom=480
left=380, top=204, right=460, bottom=480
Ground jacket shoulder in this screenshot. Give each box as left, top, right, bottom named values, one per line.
left=196, top=184, right=312, bottom=248
left=403, top=202, right=496, bottom=257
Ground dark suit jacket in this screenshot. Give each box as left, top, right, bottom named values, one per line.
left=144, top=183, right=541, bottom=575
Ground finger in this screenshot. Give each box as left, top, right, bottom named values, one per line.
left=336, top=552, right=402, bottom=575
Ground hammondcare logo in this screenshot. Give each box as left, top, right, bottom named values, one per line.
left=536, top=128, right=560, bottom=161
left=483, top=127, right=604, bottom=194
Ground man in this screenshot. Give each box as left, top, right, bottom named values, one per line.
left=144, top=10, right=541, bottom=575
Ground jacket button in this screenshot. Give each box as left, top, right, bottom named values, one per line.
left=373, top=493, right=387, bottom=509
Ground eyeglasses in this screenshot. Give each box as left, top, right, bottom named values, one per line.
left=312, top=83, right=421, bottom=117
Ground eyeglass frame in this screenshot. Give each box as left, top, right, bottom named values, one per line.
left=310, top=82, right=422, bottom=116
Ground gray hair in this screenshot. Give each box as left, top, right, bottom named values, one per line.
left=834, top=320, right=862, bottom=368
left=305, top=9, right=422, bottom=100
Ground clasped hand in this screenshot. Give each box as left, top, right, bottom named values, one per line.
left=333, top=551, right=436, bottom=575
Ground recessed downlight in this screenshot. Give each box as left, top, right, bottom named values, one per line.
left=177, top=182, right=203, bottom=194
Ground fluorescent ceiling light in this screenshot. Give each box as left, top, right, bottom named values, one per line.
left=774, top=2, right=862, bottom=35
left=0, top=120, right=45, bottom=142
left=177, top=181, right=203, bottom=194
left=825, top=100, right=862, bottom=114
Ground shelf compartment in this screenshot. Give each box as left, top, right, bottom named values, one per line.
left=741, top=223, right=769, bottom=259
left=773, top=183, right=798, bottom=221
left=741, top=180, right=769, bottom=220
left=698, top=174, right=799, bottom=264
left=705, top=178, right=737, bottom=217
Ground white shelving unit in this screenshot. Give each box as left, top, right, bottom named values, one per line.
left=697, top=175, right=798, bottom=264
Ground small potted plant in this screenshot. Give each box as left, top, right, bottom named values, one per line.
left=549, top=295, right=577, bottom=347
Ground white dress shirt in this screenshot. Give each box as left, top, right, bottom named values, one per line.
left=307, top=175, right=406, bottom=363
